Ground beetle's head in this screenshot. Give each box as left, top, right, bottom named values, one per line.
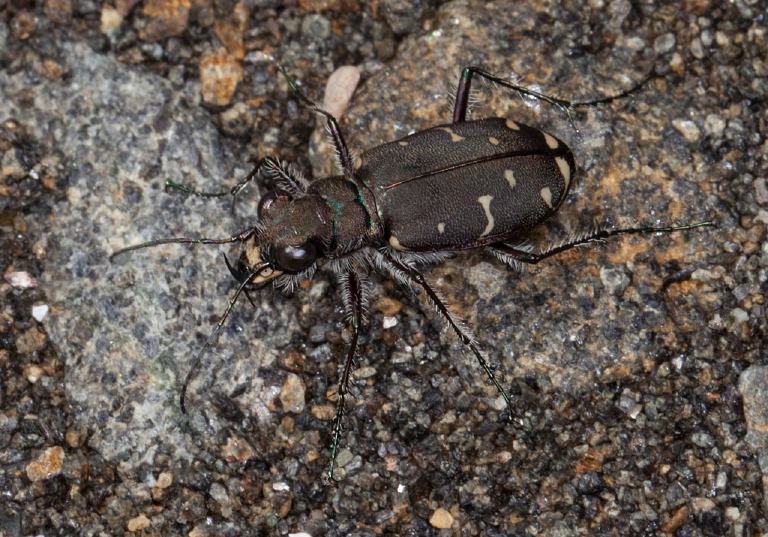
left=226, top=189, right=330, bottom=286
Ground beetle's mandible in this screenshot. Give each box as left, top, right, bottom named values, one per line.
left=111, top=66, right=712, bottom=479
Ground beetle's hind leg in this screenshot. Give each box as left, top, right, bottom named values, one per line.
left=487, top=221, right=714, bottom=267
left=373, top=251, right=515, bottom=423
left=451, top=66, right=659, bottom=124
left=327, top=269, right=369, bottom=480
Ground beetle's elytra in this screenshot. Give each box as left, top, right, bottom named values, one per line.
left=360, top=117, right=575, bottom=252
left=111, top=66, right=712, bottom=479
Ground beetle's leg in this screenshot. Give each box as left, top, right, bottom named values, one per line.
left=278, top=67, right=356, bottom=177
left=452, top=66, right=659, bottom=124
left=487, top=221, right=713, bottom=266
left=261, top=157, right=307, bottom=197
left=165, top=156, right=305, bottom=198
left=165, top=156, right=263, bottom=198
left=327, top=269, right=367, bottom=480
left=377, top=252, right=514, bottom=422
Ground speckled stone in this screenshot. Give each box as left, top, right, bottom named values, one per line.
left=1, top=0, right=766, bottom=534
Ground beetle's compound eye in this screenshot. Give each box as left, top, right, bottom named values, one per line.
left=258, top=190, right=289, bottom=219
left=274, top=243, right=316, bottom=272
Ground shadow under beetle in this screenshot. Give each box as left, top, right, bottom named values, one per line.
left=111, top=66, right=712, bottom=479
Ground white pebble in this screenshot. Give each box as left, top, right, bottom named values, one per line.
left=5, top=271, right=38, bottom=289
left=32, top=304, right=49, bottom=322
left=323, top=66, right=361, bottom=119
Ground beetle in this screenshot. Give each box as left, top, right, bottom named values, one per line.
left=111, top=66, right=711, bottom=478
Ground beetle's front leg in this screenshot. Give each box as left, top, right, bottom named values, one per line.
left=165, top=156, right=308, bottom=214
left=327, top=269, right=368, bottom=480
left=164, top=156, right=271, bottom=198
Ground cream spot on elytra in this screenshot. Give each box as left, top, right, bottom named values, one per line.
left=540, top=187, right=553, bottom=209
left=477, top=195, right=495, bottom=237
left=438, top=127, right=465, bottom=142
left=504, top=169, right=516, bottom=189
left=543, top=132, right=558, bottom=149
left=555, top=156, right=571, bottom=188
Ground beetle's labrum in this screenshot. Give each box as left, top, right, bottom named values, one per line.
left=111, top=66, right=712, bottom=479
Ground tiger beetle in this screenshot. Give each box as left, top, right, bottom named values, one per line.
left=111, top=66, right=712, bottom=479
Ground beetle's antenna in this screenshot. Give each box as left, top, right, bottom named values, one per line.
left=110, top=228, right=256, bottom=261
left=180, top=260, right=270, bottom=413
